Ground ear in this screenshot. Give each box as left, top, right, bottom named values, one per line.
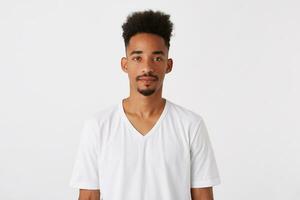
left=166, top=58, right=173, bottom=74
left=121, top=57, right=128, bottom=73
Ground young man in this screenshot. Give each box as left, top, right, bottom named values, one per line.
left=69, top=10, right=221, bottom=200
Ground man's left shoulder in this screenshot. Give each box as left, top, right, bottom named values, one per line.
left=167, top=100, right=204, bottom=125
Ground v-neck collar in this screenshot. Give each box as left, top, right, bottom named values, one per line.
left=119, top=98, right=170, bottom=139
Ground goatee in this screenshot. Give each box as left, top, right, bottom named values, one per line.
left=137, top=88, right=156, bottom=96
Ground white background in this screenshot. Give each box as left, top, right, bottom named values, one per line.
left=0, top=0, right=299, bottom=199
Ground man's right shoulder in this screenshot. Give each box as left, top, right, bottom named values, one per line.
left=86, top=102, right=120, bottom=124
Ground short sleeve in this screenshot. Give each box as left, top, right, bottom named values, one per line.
left=69, top=118, right=100, bottom=189
left=190, top=118, right=221, bottom=188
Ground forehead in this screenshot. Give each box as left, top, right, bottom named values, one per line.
left=126, top=33, right=168, bottom=55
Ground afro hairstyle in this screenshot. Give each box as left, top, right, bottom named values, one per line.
left=122, top=10, right=174, bottom=49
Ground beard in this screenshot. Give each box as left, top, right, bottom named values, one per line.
left=135, top=74, right=159, bottom=96
left=137, top=87, right=156, bottom=96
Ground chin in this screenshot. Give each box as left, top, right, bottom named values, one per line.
left=137, top=87, right=157, bottom=96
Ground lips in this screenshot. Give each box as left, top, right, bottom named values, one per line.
left=138, top=76, right=157, bottom=81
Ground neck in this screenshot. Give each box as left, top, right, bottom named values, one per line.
left=122, top=93, right=166, bottom=118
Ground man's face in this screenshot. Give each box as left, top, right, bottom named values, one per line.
left=121, top=33, right=173, bottom=97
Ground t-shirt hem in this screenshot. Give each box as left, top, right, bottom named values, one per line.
left=191, top=177, right=221, bottom=188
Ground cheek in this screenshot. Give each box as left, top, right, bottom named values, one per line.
left=126, top=66, right=137, bottom=75
left=157, top=67, right=168, bottom=75
left=127, top=71, right=138, bottom=82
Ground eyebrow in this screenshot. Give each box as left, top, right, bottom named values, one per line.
left=129, top=50, right=165, bottom=56
left=152, top=50, right=165, bottom=55
left=129, top=50, right=143, bottom=56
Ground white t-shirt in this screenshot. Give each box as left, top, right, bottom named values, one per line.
left=69, top=99, right=221, bottom=200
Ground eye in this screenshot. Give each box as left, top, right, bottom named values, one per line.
left=132, top=56, right=141, bottom=62
left=153, top=57, right=163, bottom=62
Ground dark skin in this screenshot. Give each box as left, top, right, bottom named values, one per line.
left=78, top=33, right=214, bottom=200
left=78, top=189, right=100, bottom=200
left=120, top=33, right=173, bottom=136
left=191, top=187, right=214, bottom=200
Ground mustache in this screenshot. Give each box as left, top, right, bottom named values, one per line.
left=136, top=74, right=158, bottom=81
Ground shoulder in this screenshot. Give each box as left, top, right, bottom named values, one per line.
left=167, top=99, right=205, bottom=125
left=85, top=102, right=120, bottom=125
left=167, top=100, right=208, bottom=144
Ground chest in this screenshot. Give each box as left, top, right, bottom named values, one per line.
left=125, top=114, right=160, bottom=136
left=99, top=127, right=190, bottom=172
left=98, top=126, right=191, bottom=200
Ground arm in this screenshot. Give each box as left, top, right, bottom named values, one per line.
left=189, top=119, right=220, bottom=200
left=78, top=189, right=100, bottom=200
left=191, top=187, right=214, bottom=200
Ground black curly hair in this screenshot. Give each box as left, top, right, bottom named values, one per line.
left=122, top=10, right=174, bottom=49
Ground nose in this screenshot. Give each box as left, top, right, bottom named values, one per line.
left=141, top=57, right=154, bottom=73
